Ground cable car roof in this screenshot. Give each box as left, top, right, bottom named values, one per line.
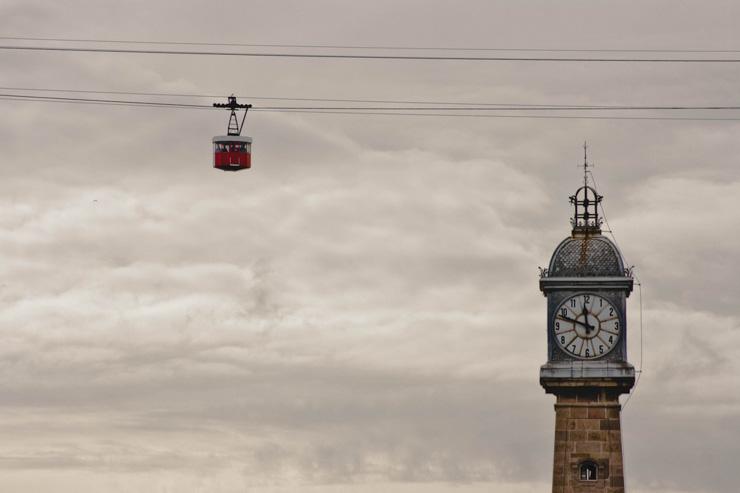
left=212, top=135, right=252, bottom=143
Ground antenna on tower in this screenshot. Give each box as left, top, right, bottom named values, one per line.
left=583, top=140, right=590, bottom=188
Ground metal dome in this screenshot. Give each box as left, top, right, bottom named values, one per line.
left=547, top=234, right=625, bottom=277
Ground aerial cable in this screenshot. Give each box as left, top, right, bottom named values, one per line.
left=0, top=86, right=632, bottom=107
left=0, top=96, right=210, bottom=109
left=0, top=93, right=211, bottom=109
left=254, top=105, right=740, bottom=111
left=2, top=36, right=740, bottom=54
left=6, top=87, right=740, bottom=110
left=4, top=94, right=740, bottom=120
left=0, top=86, right=225, bottom=99
left=5, top=92, right=740, bottom=112
left=3, top=44, right=740, bottom=62
left=251, top=109, right=740, bottom=121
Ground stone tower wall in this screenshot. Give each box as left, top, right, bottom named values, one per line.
left=551, top=388, right=625, bottom=493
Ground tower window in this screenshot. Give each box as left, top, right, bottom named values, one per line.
left=580, top=461, right=598, bottom=481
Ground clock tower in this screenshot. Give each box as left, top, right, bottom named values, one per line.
left=540, top=149, right=634, bottom=492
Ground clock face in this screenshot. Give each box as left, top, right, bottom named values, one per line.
left=553, top=293, right=621, bottom=360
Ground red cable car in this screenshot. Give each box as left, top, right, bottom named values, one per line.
left=213, top=96, right=253, bottom=172
left=213, top=135, right=252, bottom=170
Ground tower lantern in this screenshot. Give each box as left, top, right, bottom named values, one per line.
left=539, top=147, right=634, bottom=492
left=570, top=143, right=603, bottom=234
left=570, top=186, right=602, bottom=234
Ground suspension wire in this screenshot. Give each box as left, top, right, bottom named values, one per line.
left=8, top=86, right=740, bottom=109
left=0, top=86, right=224, bottom=99
left=6, top=92, right=740, bottom=112
left=3, top=44, right=740, bottom=62
left=4, top=93, right=740, bottom=121
left=0, top=86, right=698, bottom=108
left=2, top=36, right=740, bottom=54
left=587, top=169, right=644, bottom=411
left=0, top=86, right=647, bottom=106
left=252, top=105, right=740, bottom=111
left=252, top=109, right=740, bottom=121
left=0, top=93, right=211, bottom=109
left=622, top=282, right=644, bottom=412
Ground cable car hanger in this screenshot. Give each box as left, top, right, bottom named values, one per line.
left=213, top=95, right=252, bottom=135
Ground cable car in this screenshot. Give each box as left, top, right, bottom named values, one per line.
left=213, top=96, right=252, bottom=172
left=213, top=135, right=252, bottom=170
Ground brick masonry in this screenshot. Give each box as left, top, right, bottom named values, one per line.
left=550, top=388, right=626, bottom=493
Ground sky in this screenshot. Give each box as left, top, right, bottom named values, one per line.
left=0, top=1, right=739, bottom=492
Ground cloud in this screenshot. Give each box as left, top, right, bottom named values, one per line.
left=1, top=1, right=740, bottom=492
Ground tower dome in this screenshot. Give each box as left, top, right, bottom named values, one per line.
left=547, top=235, right=625, bottom=277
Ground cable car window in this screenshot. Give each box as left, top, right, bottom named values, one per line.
left=579, top=461, right=598, bottom=481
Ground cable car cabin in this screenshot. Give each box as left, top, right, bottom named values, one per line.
left=213, top=135, right=252, bottom=171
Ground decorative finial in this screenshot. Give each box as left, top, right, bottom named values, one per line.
left=569, top=142, right=603, bottom=235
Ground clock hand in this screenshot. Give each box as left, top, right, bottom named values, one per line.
left=559, top=314, right=591, bottom=330
left=581, top=304, right=594, bottom=334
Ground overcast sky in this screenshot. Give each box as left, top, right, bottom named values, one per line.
left=0, top=1, right=739, bottom=492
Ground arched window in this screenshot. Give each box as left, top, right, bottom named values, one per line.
left=580, top=461, right=598, bottom=481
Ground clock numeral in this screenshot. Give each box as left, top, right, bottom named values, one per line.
left=584, top=295, right=590, bottom=304
left=608, top=335, right=614, bottom=344
left=609, top=307, right=614, bottom=317
left=561, top=308, right=568, bottom=317
left=570, top=298, right=576, bottom=308
left=570, top=344, right=577, bottom=353
left=560, top=336, right=565, bottom=344
left=555, top=321, right=560, bottom=331
left=584, top=348, right=590, bottom=357
left=599, top=298, right=603, bottom=307
left=614, top=321, right=619, bottom=331
left=599, top=345, right=604, bottom=354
